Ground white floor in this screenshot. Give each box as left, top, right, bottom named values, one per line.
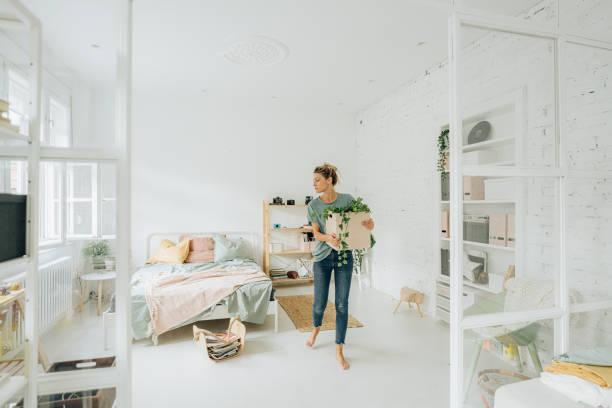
left=42, top=279, right=451, bottom=407
left=132, top=279, right=451, bottom=408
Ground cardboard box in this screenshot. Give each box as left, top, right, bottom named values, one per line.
left=489, top=214, right=508, bottom=246
left=463, top=176, right=485, bottom=201
left=507, top=213, right=515, bottom=247
left=325, top=212, right=372, bottom=250
left=441, top=210, right=450, bottom=238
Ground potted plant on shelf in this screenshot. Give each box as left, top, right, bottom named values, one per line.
left=82, top=240, right=111, bottom=271
left=438, top=128, right=449, bottom=179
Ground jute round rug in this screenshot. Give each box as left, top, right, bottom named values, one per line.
left=276, top=294, right=364, bottom=332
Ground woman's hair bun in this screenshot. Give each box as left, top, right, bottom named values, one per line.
left=314, top=163, right=340, bottom=185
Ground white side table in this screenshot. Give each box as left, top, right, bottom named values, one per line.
left=80, top=271, right=117, bottom=316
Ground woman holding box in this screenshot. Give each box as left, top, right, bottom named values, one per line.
left=305, top=163, right=375, bottom=370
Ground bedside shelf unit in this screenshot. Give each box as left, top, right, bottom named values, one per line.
left=262, top=201, right=313, bottom=286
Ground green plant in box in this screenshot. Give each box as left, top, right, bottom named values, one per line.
left=323, top=197, right=376, bottom=269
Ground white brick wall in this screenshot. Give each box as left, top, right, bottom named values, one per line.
left=355, top=0, right=612, bottom=346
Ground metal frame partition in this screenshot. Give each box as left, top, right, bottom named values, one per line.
left=448, top=2, right=612, bottom=408
left=0, top=0, right=133, bottom=406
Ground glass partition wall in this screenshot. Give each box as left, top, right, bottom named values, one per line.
left=0, top=0, right=131, bottom=406
left=448, top=1, right=612, bottom=407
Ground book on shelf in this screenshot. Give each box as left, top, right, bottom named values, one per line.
left=0, top=99, right=9, bottom=112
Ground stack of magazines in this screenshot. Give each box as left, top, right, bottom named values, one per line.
left=194, top=319, right=245, bottom=362
left=204, top=332, right=241, bottom=361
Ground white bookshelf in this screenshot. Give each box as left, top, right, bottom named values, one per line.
left=462, top=136, right=514, bottom=153
left=434, top=88, right=526, bottom=323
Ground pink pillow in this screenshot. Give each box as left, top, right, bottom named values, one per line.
left=179, top=235, right=215, bottom=264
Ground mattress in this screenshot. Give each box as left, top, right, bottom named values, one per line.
left=495, top=378, right=584, bottom=408
left=131, top=259, right=272, bottom=340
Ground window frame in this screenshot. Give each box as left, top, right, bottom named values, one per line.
left=66, top=162, right=98, bottom=239
left=39, top=162, right=65, bottom=248
left=41, top=89, right=72, bottom=148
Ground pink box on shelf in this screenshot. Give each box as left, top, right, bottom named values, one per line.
left=325, top=212, right=372, bottom=250
left=507, top=213, right=515, bottom=247
left=463, top=176, right=485, bottom=201
left=441, top=210, right=450, bottom=238
left=489, top=214, right=507, bottom=246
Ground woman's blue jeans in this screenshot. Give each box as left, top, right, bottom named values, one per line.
left=312, top=250, right=353, bottom=344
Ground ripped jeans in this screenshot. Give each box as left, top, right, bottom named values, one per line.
left=312, top=250, right=353, bottom=344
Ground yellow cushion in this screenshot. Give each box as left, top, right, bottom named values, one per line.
left=146, top=239, right=190, bottom=264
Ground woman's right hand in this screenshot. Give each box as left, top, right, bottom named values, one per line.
left=326, top=233, right=341, bottom=248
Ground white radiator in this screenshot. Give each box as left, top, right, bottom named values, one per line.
left=38, top=256, right=73, bottom=334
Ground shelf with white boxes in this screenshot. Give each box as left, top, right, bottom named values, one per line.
left=435, top=88, right=526, bottom=324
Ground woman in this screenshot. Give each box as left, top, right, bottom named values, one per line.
left=305, top=163, right=374, bottom=370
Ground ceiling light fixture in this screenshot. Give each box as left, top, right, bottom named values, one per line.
left=223, top=36, right=289, bottom=66
left=417, top=41, right=427, bottom=46
left=91, top=44, right=100, bottom=49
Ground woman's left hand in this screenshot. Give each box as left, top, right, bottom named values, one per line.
left=362, top=218, right=375, bottom=231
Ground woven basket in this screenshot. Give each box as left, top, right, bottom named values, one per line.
left=193, top=317, right=246, bottom=362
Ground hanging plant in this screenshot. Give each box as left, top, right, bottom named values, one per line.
left=323, top=197, right=376, bottom=268
left=437, top=128, right=449, bottom=180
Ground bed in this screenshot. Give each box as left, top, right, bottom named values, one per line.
left=106, top=232, right=278, bottom=347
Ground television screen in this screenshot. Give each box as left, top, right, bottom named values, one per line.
left=0, top=193, right=27, bottom=263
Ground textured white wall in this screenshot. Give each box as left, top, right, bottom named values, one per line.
left=354, top=0, right=612, bottom=342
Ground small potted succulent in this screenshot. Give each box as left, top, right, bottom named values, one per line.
left=82, top=240, right=111, bottom=271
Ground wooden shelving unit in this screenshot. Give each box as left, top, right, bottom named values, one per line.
left=270, top=277, right=314, bottom=286
left=270, top=250, right=312, bottom=256
left=262, top=201, right=313, bottom=286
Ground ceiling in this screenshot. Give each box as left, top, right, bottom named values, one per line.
left=11, top=0, right=556, bottom=112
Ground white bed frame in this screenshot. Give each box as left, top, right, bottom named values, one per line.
left=104, top=231, right=278, bottom=349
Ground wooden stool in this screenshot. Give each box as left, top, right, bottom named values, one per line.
left=393, top=287, right=424, bottom=317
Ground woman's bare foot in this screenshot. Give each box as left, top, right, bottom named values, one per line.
left=306, top=327, right=321, bottom=348
left=336, top=345, right=350, bottom=370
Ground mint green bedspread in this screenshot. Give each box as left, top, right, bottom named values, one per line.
left=131, top=259, right=272, bottom=340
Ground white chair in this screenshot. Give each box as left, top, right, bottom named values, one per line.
left=463, top=278, right=555, bottom=401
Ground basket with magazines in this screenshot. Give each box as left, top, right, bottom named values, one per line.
left=193, top=317, right=246, bottom=362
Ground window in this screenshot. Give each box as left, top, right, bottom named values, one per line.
left=7, top=69, right=29, bottom=136
left=43, top=95, right=71, bottom=147
left=66, top=163, right=97, bottom=238
left=0, top=160, right=27, bottom=194
left=38, top=162, right=115, bottom=244
left=39, top=162, right=63, bottom=245
left=99, top=163, right=117, bottom=238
